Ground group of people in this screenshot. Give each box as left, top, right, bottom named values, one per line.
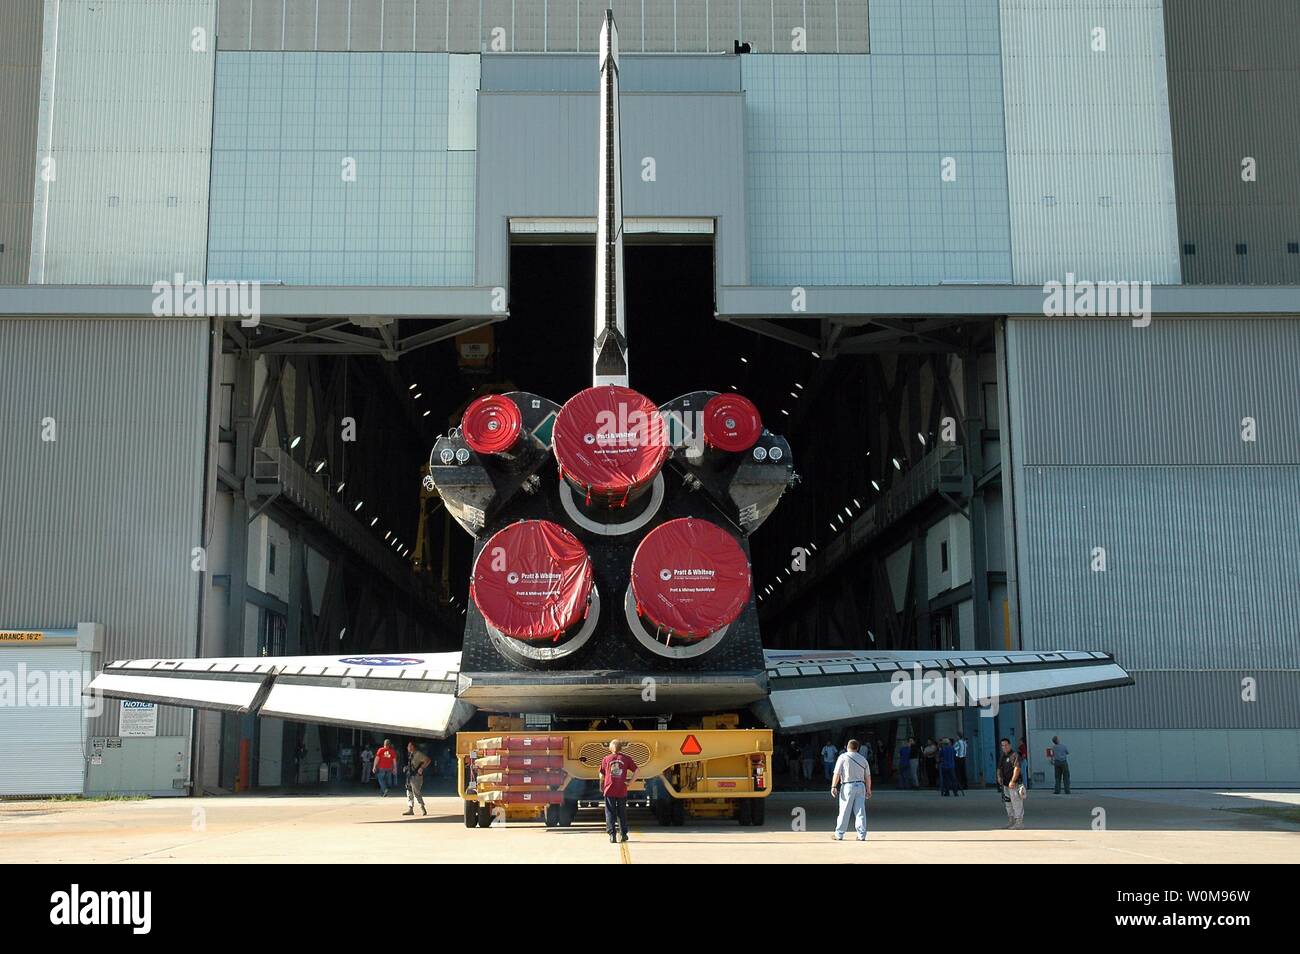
left=832, top=734, right=1073, bottom=837
left=363, top=739, right=433, bottom=818
left=896, top=734, right=969, bottom=795
left=783, top=737, right=882, bottom=786
left=353, top=731, right=1073, bottom=838
left=787, top=733, right=983, bottom=797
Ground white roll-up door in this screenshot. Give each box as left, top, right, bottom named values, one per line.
left=0, top=647, right=87, bottom=796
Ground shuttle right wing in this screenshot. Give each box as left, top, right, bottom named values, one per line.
left=756, top=649, right=1133, bottom=734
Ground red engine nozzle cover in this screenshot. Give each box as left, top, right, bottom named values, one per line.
left=630, top=518, right=752, bottom=639
left=462, top=394, right=524, bottom=455
left=701, top=393, right=763, bottom=453
left=470, top=520, right=593, bottom=641
left=552, top=385, right=669, bottom=497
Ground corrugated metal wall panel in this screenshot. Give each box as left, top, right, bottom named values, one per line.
left=382, top=0, right=417, bottom=51
left=29, top=0, right=217, bottom=284
left=1164, top=0, right=1300, bottom=284
left=475, top=89, right=747, bottom=287
left=1008, top=319, right=1300, bottom=466
left=350, top=0, right=384, bottom=50
left=1006, top=318, right=1300, bottom=769
left=1001, top=0, right=1181, bottom=284
left=1033, top=671, right=1300, bottom=730
left=0, top=319, right=209, bottom=740
left=220, top=0, right=870, bottom=52
left=218, top=0, right=253, bottom=49
left=1013, top=463, right=1300, bottom=669
left=284, top=0, right=319, bottom=50
left=1018, top=725, right=1300, bottom=785
left=250, top=0, right=285, bottom=48
left=0, top=1, right=43, bottom=284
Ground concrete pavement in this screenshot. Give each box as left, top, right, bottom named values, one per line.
left=2, top=788, right=1296, bottom=864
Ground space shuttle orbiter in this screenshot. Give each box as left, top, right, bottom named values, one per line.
left=87, top=10, right=1131, bottom=743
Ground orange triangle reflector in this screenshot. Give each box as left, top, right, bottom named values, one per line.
left=680, top=734, right=702, bottom=756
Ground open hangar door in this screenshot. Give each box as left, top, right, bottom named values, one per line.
left=720, top=311, right=1019, bottom=787
left=202, top=314, right=492, bottom=791
left=506, top=230, right=1021, bottom=787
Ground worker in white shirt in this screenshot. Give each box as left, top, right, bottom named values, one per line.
left=820, top=741, right=839, bottom=781
left=954, top=733, right=969, bottom=789
left=831, top=739, right=873, bottom=841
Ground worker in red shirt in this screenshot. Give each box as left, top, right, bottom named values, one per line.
left=372, top=738, right=398, bottom=796
left=599, top=739, right=637, bottom=844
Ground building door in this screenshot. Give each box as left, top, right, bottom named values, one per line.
left=0, top=646, right=87, bottom=795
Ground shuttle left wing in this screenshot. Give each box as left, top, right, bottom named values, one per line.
left=86, top=652, right=473, bottom=738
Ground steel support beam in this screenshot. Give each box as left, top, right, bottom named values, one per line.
left=963, top=351, right=993, bottom=650
left=223, top=352, right=255, bottom=789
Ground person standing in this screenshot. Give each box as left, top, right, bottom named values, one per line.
left=372, top=738, right=398, bottom=796
left=786, top=738, right=803, bottom=787
left=402, top=741, right=431, bottom=816
left=599, top=739, right=637, bottom=843
left=997, top=738, right=1024, bottom=829
left=954, top=733, right=968, bottom=789
left=896, top=739, right=912, bottom=789
left=923, top=739, right=939, bottom=788
left=1018, top=738, right=1031, bottom=789
left=820, top=740, right=839, bottom=781
left=908, top=737, right=920, bottom=789
left=1050, top=736, right=1071, bottom=794
left=831, top=739, right=872, bottom=841
left=360, top=743, right=374, bottom=785
left=800, top=739, right=816, bottom=785
left=938, top=738, right=962, bottom=796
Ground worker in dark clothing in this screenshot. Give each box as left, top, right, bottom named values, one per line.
left=938, top=738, right=962, bottom=796
left=786, top=738, right=803, bottom=786
left=402, top=740, right=431, bottom=817
left=599, top=739, right=638, bottom=843
left=997, top=738, right=1024, bottom=829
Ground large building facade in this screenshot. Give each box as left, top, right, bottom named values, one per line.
left=1, top=0, right=1296, bottom=794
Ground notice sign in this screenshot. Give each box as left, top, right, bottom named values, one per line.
left=119, top=700, right=158, bottom=737
left=0, top=631, right=45, bottom=642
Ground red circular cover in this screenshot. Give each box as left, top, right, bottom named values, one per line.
left=462, top=394, right=523, bottom=455
left=553, top=386, right=669, bottom=495
left=702, top=393, right=763, bottom=452
left=630, top=518, right=752, bottom=639
left=471, top=520, right=593, bottom=641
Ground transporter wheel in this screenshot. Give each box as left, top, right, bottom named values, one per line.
left=477, top=803, right=495, bottom=828
left=463, top=801, right=478, bottom=829
left=736, top=798, right=753, bottom=826
left=654, top=798, right=672, bottom=827
left=544, top=804, right=559, bottom=828
left=670, top=798, right=686, bottom=827
left=558, top=797, right=578, bottom=828
left=749, top=798, right=766, bottom=827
